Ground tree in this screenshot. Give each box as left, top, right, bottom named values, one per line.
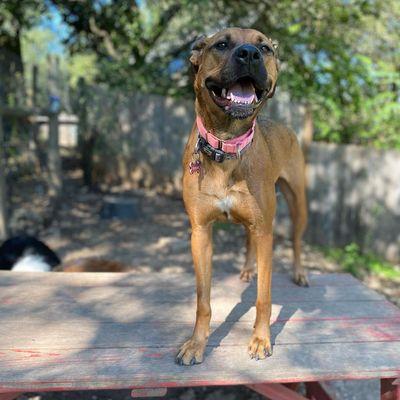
left=0, top=1, right=47, bottom=106
left=52, top=0, right=399, bottom=148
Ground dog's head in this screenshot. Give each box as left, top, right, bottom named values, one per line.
left=190, top=28, right=279, bottom=121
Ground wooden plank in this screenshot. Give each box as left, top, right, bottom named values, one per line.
left=0, top=294, right=397, bottom=324
left=0, top=342, right=399, bottom=392
left=0, top=271, right=360, bottom=288
left=0, top=318, right=398, bottom=350
left=0, top=294, right=397, bottom=325
left=0, top=279, right=385, bottom=304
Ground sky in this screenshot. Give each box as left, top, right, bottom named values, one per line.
left=38, top=3, right=70, bottom=55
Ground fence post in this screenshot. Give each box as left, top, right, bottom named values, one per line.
left=301, top=104, right=314, bottom=159
left=32, top=64, right=38, bottom=108
left=0, top=109, right=8, bottom=240
left=47, top=111, right=62, bottom=210
left=46, top=55, right=62, bottom=212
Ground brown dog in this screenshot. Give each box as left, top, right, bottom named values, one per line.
left=176, top=28, right=308, bottom=366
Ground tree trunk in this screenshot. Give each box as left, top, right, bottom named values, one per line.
left=75, top=78, right=98, bottom=189
left=0, top=29, right=24, bottom=107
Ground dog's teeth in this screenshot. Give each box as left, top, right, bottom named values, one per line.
left=221, top=88, right=227, bottom=98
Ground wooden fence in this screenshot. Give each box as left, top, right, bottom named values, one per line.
left=103, top=91, right=399, bottom=262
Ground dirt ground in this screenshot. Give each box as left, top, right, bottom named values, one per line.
left=9, top=176, right=398, bottom=400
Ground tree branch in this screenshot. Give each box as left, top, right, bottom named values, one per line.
left=143, top=4, right=182, bottom=50
left=89, top=16, right=122, bottom=60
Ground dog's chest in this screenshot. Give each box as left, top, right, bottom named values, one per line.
left=216, top=195, right=235, bottom=218
left=202, top=178, right=257, bottom=222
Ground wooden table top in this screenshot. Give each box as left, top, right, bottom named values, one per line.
left=0, top=271, right=399, bottom=393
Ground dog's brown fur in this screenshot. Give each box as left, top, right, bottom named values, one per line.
left=59, top=258, right=127, bottom=273
left=176, top=28, right=308, bottom=366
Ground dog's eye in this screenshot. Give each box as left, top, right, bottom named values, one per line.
left=215, top=41, right=228, bottom=50
left=260, top=44, right=274, bottom=55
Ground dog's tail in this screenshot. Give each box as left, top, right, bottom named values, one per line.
left=58, top=258, right=128, bottom=273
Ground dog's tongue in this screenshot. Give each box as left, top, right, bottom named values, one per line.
left=227, top=81, right=255, bottom=103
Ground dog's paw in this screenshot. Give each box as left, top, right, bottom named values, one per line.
left=293, top=271, right=309, bottom=287
left=248, top=335, right=272, bottom=360
left=175, top=339, right=206, bottom=366
left=240, top=268, right=255, bottom=282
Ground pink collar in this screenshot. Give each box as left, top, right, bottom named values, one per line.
left=196, top=116, right=256, bottom=157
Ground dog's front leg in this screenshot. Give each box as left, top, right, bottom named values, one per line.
left=176, top=224, right=212, bottom=365
left=248, top=227, right=273, bottom=360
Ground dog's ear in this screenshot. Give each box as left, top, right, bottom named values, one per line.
left=266, top=38, right=279, bottom=98
left=267, top=83, right=277, bottom=98
left=271, top=39, right=279, bottom=53
left=190, top=35, right=208, bottom=72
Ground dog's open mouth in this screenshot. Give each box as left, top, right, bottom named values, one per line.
left=206, top=77, right=266, bottom=119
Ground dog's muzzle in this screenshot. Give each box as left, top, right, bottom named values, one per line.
left=205, top=45, right=269, bottom=119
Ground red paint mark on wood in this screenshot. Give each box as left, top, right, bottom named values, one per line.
left=0, top=297, right=14, bottom=305
left=271, top=316, right=400, bottom=324
left=365, top=327, right=398, bottom=342
left=11, top=349, right=61, bottom=357
left=12, top=349, right=40, bottom=354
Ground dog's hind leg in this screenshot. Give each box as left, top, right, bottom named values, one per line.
left=240, top=227, right=257, bottom=282
left=277, top=172, right=308, bottom=287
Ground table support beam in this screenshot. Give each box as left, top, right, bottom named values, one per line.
left=0, top=393, right=23, bottom=400
left=381, top=378, right=400, bottom=400
left=305, top=382, right=336, bottom=400
left=247, top=383, right=309, bottom=400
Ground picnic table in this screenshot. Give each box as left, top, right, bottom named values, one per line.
left=0, top=271, right=399, bottom=400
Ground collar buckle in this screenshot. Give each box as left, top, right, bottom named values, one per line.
left=213, top=149, right=225, bottom=163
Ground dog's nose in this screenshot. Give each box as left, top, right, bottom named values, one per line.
left=234, top=44, right=262, bottom=65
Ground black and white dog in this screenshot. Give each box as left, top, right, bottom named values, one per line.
left=0, top=235, right=61, bottom=272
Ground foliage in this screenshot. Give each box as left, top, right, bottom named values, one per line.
left=3, top=0, right=399, bottom=148
left=0, top=1, right=46, bottom=40
left=21, top=26, right=98, bottom=111
left=49, top=0, right=400, bottom=149
left=322, top=243, right=400, bottom=281
left=0, top=0, right=47, bottom=105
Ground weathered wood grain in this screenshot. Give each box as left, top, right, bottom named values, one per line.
left=0, top=296, right=396, bottom=324
left=0, top=318, right=398, bottom=349
left=0, top=279, right=385, bottom=304
left=0, top=271, right=398, bottom=393
left=0, top=342, right=399, bottom=392
left=0, top=271, right=360, bottom=288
